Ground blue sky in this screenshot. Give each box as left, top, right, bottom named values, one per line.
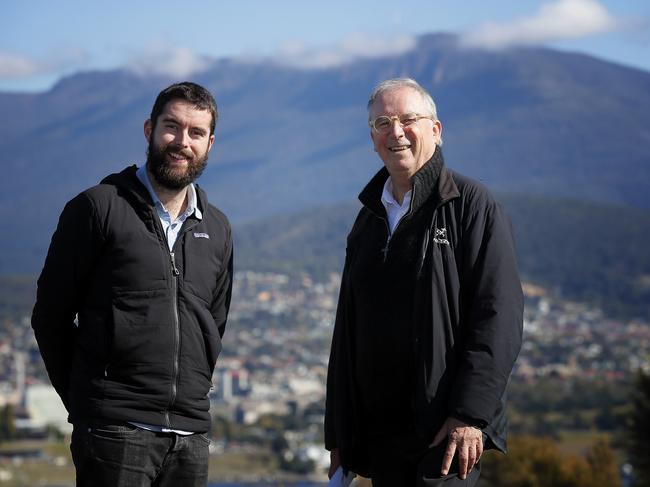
left=1, top=0, right=649, bottom=93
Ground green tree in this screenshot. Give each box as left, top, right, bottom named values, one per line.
left=0, top=404, right=17, bottom=440
left=211, top=415, right=232, bottom=443
left=627, top=370, right=650, bottom=486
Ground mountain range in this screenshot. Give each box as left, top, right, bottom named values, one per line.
left=1, top=33, right=649, bottom=318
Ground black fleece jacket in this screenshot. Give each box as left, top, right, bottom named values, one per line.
left=325, top=149, right=523, bottom=475
left=32, top=165, right=233, bottom=433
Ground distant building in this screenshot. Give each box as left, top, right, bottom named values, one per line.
left=19, top=383, right=71, bottom=435
left=218, top=370, right=233, bottom=401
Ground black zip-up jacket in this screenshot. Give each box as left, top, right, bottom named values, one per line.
left=325, top=149, right=523, bottom=475
left=32, top=165, right=233, bottom=433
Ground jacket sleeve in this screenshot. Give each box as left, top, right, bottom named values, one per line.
left=325, top=243, right=356, bottom=452
left=31, top=193, right=105, bottom=410
left=324, top=267, right=344, bottom=451
left=448, top=190, right=524, bottom=426
left=210, top=227, right=233, bottom=338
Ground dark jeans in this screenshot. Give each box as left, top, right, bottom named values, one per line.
left=70, top=420, right=210, bottom=487
left=368, top=433, right=483, bottom=487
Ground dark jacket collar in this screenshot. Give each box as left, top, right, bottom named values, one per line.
left=358, top=146, right=456, bottom=216
left=100, top=164, right=208, bottom=216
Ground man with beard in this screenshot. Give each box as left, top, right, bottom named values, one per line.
left=32, top=82, right=233, bottom=486
left=325, top=78, right=523, bottom=486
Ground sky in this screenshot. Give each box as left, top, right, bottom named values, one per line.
left=1, top=0, right=649, bottom=93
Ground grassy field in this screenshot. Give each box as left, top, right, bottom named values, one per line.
left=0, top=439, right=323, bottom=486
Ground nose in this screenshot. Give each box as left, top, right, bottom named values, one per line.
left=175, top=128, right=191, bottom=147
left=389, top=119, right=405, bottom=138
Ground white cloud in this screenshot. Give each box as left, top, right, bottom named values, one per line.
left=126, top=44, right=213, bottom=78
left=254, top=33, right=417, bottom=70
left=0, top=52, right=42, bottom=78
left=0, top=49, right=88, bottom=79
left=1, top=43, right=212, bottom=82
left=461, top=0, right=623, bottom=49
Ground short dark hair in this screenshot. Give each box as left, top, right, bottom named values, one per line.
left=149, top=81, right=218, bottom=135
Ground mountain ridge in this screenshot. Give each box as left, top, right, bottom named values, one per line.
left=2, top=33, right=649, bottom=275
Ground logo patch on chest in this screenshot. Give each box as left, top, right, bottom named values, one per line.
left=193, top=232, right=210, bottom=239
left=433, top=227, right=450, bottom=245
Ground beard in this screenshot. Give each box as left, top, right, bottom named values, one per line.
left=146, top=138, right=209, bottom=190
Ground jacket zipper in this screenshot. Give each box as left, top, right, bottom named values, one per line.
left=380, top=217, right=391, bottom=262
left=165, top=251, right=181, bottom=428
left=380, top=186, right=416, bottom=263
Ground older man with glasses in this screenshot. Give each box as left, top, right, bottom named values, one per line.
left=325, top=78, right=523, bottom=486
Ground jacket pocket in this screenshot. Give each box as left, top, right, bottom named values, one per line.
left=182, top=238, right=223, bottom=303
left=108, top=289, right=172, bottom=384
left=178, top=293, right=222, bottom=399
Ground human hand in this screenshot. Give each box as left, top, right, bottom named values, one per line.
left=328, top=448, right=341, bottom=479
left=431, top=417, right=483, bottom=479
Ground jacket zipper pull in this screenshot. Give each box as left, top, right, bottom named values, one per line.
left=382, top=236, right=391, bottom=262
left=382, top=219, right=392, bottom=263
left=170, top=252, right=180, bottom=276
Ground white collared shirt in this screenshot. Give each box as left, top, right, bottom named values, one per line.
left=381, top=177, right=412, bottom=234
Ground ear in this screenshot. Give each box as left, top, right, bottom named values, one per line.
left=432, top=120, right=443, bottom=143
left=370, top=130, right=378, bottom=152
left=144, top=119, right=153, bottom=142
left=207, top=134, right=215, bottom=152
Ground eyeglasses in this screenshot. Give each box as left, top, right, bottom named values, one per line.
left=369, top=113, right=434, bottom=134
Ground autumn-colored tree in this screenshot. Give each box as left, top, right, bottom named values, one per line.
left=480, top=435, right=621, bottom=487
left=626, top=370, right=650, bottom=486
left=585, top=438, right=622, bottom=487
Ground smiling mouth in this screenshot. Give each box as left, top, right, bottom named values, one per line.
left=389, top=145, right=411, bottom=152
left=167, top=151, right=192, bottom=163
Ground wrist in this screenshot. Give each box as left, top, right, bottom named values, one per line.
left=453, top=414, right=486, bottom=429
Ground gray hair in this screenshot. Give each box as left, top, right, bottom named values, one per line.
left=367, top=78, right=438, bottom=121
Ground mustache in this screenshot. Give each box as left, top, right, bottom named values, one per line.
left=165, top=145, right=194, bottom=160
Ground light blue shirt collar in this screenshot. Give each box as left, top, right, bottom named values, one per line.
left=136, top=165, right=202, bottom=250
left=136, top=165, right=202, bottom=220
